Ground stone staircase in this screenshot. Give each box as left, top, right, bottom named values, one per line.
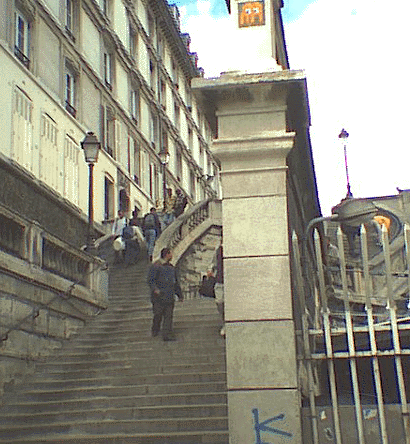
left=0, top=259, right=229, bottom=443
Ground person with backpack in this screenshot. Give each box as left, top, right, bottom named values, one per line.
left=122, top=224, right=140, bottom=266
left=143, top=207, right=161, bottom=262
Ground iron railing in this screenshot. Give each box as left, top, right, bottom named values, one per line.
left=293, top=222, right=410, bottom=443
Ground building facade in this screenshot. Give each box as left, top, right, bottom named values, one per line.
left=0, top=0, right=219, bottom=229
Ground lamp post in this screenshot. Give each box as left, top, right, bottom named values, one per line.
left=81, top=131, right=100, bottom=250
left=159, top=150, right=170, bottom=208
left=338, top=128, right=352, bottom=199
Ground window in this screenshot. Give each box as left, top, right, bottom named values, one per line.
left=161, top=129, right=168, bottom=153
left=187, top=126, right=193, bottom=150
left=14, top=9, right=30, bottom=68
left=150, top=111, right=158, bottom=149
left=130, top=88, right=140, bottom=123
left=207, top=156, right=212, bottom=177
left=176, top=146, right=182, bottom=182
left=129, top=26, right=138, bottom=59
left=157, top=33, right=165, bottom=60
left=199, top=140, right=204, bottom=169
left=64, top=135, right=79, bottom=205
left=189, top=170, right=196, bottom=198
left=104, top=175, right=115, bottom=220
left=171, top=61, right=178, bottom=86
left=149, top=59, right=156, bottom=92
left=65, top=0, right=75, bottom=39
left=40, top=113, right=59, bottom=190
left=149, top=162, right=154, bottom=199
left=174, top=100, right=180, bottom=130
left=148, top=13, right=155, bottom=40
left=104, top=51, right=113, bottom=90
left=197, top=108, right=203, bottom=131
left=185, top=82, right=192, bottom=109
left=102, top=0, right=112, bottom=17
left=65, top=62, right=77, bottom=117
left=101, top=105, right=115, bottom=158
left=131, top=138, right=141, bottom=184
left=159, top=79, right=166, bottom=110
left=12, top=87, right=33, bottom=171
left=148, top=162, right=160, bottom=202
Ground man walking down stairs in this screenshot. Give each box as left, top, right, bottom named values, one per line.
left=0, top=259, right=228, bottom=443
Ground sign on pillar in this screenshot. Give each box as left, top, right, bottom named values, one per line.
left=225, top=0, right=282, bottom=73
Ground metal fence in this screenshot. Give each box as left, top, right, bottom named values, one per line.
left=292, top=222, right=410, bottom=444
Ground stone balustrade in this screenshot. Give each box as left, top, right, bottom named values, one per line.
left=153, top=199, right=222, bottom=300
left=0, top=202, right=108, bottom=396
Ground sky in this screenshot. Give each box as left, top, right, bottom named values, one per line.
left=173, top=0, right=410, bottom=216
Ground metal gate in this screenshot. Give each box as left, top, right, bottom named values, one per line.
left=292, top=219, right=410, bottom=444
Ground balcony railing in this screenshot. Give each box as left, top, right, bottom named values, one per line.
left=14, top=46, right=30, bottom=69
left=65, top=101, right=77, bottom=118
left=0, top=213, right=25, bottom=258
left=0, top=202, right=106, bottom=294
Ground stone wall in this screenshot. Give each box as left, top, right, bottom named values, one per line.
left=0, top=154, right=103, bottom=248
left=0, top=156, right=108, bottom=400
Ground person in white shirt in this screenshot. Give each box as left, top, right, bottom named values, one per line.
left=112, top=210, right=127, bottom=237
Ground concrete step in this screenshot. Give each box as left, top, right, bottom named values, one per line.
left=26, top=361, right=226, bottom=380
left=32, top=353, right=226, bottom=373
left=41, top=344, right=225, bottom=362
left=57, top=335, right=225, bottom=352
left=17, top=371, right=227, bottom=391
left=0, top=430, right=229, bottom=444
left=2, top=392, right=228, bottom=414
left=0, top=416, right=228, bottom=440
left=15, top=381, right=227, bottom=403
left=0, top=403, right=228, bottom=426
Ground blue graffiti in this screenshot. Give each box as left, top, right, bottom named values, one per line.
left=252, top=408, right=293, bottom=444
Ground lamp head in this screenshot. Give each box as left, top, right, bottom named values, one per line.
left=81, top=132, right=100, bottom=164
left=159, top=150, right=170, bottom=165
left=338, top=128, right=349, bottom=141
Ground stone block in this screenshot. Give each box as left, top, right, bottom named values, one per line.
left=226, top=321, right=297, bottom=389
left=228, top=389, right=301, bottom=444
left=11, top=300, right=32, bottom=325
left=33, top=309, right=49, bottom=335
left=225, top=256, right=292, bottom=321
left=48, top=314, right=65, bottom=339
left=221, top=167, right=287, bottom=199
left=219, top=108, right=286, bottom=139
left=223, top=196, right=289, bottom=258
left=64, top=317, right=85, bottom=339
left=0, top=296, right=12, bottom=321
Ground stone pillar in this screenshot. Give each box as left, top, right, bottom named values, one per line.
left=193, top=71, right=306, bottom=443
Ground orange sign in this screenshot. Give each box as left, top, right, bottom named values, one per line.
left=238, top=1, right=265, bottom=27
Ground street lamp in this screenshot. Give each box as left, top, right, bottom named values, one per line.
left=81, top=131, right=100, bottom=250
left=338, top=128, right=352, bottom=199
left=159, top=150, right=170, bottom=208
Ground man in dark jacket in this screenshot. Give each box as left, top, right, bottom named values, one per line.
left=143, top=207, right=161, bottom=262
left=147, top=247, right=183, bottom=341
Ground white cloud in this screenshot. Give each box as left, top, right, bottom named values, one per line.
left=183, top=0, right=410, bottom=214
